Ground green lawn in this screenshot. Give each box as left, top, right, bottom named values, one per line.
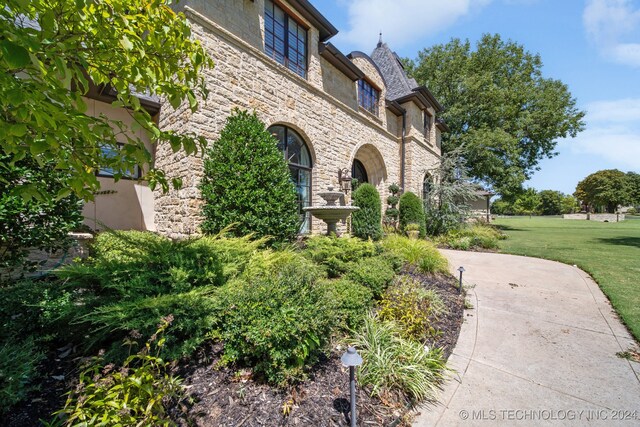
left=494, top=216, right=640, bottom=342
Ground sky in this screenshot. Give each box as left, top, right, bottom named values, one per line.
left=312, top=0, right=640, bottom=195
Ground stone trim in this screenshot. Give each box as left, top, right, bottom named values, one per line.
left=184, top=6, right=400, bottom=143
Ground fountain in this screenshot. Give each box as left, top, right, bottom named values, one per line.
left=303, top=186, right=359, bottom=236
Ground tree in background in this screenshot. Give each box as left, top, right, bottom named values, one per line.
left=0, top=0, right=213, bottom=201
left=423, top=148, right=477, bottom=235
left=574, top=169, right=633, bottom=213
left=405, top=34, right=585, bottom=196
left=538, top=190, right=563, bottom=215
left=627, top=172, right=640, bottom=206
left=561, top=194, right=580, bottom=214
left=512, top=188, right=541, bottom=217
left=200, top=109, right=300, bottom=243
left=0, top=156, right=83, bottom=277
left=351, top=183, right=383, bottom=241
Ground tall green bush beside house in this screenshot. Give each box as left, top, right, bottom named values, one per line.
left=399, top=191, right=426, bottom=237
left=351, top=183, right=383, bottom=240
left=200, top=109, right=300, bottom=243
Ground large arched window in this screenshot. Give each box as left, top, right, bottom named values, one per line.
left=423, top=173, right=433, bottom=206
left=352, top=159, right=368, bottom=186
left=268, top=125, right=312, bottom=233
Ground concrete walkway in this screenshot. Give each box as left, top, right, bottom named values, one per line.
left=414, top=250, right=640, bottom=426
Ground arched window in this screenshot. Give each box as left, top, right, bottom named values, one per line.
left=352, top=159, right=368, bottom=187
left=268, top=125, right=312, bottom=233
left=423, top=174, right=433, bottom=205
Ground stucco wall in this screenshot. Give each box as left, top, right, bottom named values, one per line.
left=81, top=99, right=155, bottom=231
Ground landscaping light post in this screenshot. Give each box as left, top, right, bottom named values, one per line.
left=458, top=266, right=465, bottom=294
left=341, top=346, right=362, bottom=427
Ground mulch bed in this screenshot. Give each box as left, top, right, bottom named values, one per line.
left=6, top=271, right=464, bottom=427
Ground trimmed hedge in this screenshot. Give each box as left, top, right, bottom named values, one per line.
left=351, top=183, right=383, bottom=241
left=399, top=191, right=426, bottom=237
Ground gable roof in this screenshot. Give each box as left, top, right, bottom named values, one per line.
left=370, top=42, right=442, bottom=112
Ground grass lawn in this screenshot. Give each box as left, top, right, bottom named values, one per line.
left=494, top=216, right=640, bottom=342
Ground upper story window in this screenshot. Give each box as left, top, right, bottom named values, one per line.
left=358, top=79, right=379, bottom=115
left=264, top=0, right=308, bottom=78
left=424, top=111, right=432, bottom=140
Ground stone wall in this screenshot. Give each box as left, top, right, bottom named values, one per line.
left=563, top=213, right=626, bottom=222
left=155, top=2, right=441, bottom=237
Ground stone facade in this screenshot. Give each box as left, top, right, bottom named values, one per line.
left=150, top=0, right=443, bottom=237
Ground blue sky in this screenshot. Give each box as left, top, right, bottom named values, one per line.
left=313, top=0, right=640, bottom=195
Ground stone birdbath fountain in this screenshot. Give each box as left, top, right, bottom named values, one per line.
left=303, top=186, right=359, bottom=236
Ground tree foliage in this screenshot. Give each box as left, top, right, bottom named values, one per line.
left=574, top=169, right=634, bottom=213
left=538, top=190, right=563, bottom=215
left=0, top=0, right=213, bottom=201
left=200, top=109, right=300, bottom=243
left=351, top=183, right=383, bottom=241
left=512, top=188, right=541, bottom=217
left=406, top=34, right=585, bottom=195
left=0, top=155, right=83, bottom=276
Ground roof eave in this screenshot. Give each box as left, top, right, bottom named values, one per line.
left=385, top=99, right=405, bottom=116
left=319, top=43, right=365, bottom=81
left=287, top=0, right=338, bottom=42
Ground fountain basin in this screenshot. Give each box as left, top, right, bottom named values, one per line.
left=303, top=205, right=359, bottom=235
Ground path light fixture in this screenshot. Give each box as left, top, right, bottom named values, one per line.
left=341, top=346, right=363, bottom=427
left=338, top=168, right=352, bottom=193
left=458, top=266, right=465, bottom=294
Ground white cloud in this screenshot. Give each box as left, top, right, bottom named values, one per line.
left=332, top=0, right=493, bottom=51
left=567, top=98, right=640, bottom=170
left=583, top=0, right=640, bottom=67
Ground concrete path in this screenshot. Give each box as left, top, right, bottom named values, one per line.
left=414, top=250, right=640, bottom=427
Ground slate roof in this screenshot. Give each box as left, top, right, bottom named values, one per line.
left=371, top=42, right=416, bottom=100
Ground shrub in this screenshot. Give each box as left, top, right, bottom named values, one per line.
left=384, top=183, right=401, bottom=231
left=54, top=318, right=186, bottom=427
left=399, top=192, right=426, bottom=237
left=213, top=257, right=333, bottom=385
left=200, top=109, right=300, bottom=243
left=435, top=224, right=506, bottom=251
left=382, top=235, right=448, bottom=274
left=345, top=256, right=396, bottom=299
left=351, top=183, right=383, bottom=241
left=318, top=278, right=374, bottom=331
left=302, top=236, right=379, bottom=277
left=351, top=314, right=447, bottom=401
left=379, top=276, right=446, bottom=341
left=0, top=338, right=44, bottom=413
left=0, top=155, right=83, bottom=278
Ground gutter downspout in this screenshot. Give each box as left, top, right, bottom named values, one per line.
left=401, top=111, right=406, bottom=192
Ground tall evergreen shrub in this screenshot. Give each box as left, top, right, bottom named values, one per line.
left=399, top=191, right=426, bottom=237
left=200, top=109, right=299, bottom=243
left=351, top=183, right=383, bottom=240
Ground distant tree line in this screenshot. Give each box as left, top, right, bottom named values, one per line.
left=491, top=189, right=579, bottom=217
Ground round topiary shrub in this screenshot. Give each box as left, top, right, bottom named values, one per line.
left=351, top=183, right=383, bottom=240
left=399, top=191, right=426, bottom=237
left=200, top=109, right=300, bottom=243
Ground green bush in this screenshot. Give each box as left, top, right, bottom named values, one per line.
left=435, top=224, right=506, bottom=250
left=0, top=338, right=44, bottom=413
left=318, top=278, right=374, bottom=331
left=200, top=109, right=300, bottom=243
left=213, top=257, right=333, bottom=385
left=302, top=236, right=380, bottom=277
left=382, top=235, right=448, bottom=274
left=399, top=192, right=426, bottom=237
left=54, top=318, right=186, bottom=427
left=345, top=256, right=396, bottom=299
left=379, top=276, right=446, bottom=341
left=351, top=183, right=383, bottom=241
left=351, top=314, right=447, bottom=401
left=0, top=155, right=83, bottom=278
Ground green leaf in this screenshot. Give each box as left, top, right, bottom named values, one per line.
left=1, top=40, right=30, bottom=69
left=120, top=35, right=134, bottom=51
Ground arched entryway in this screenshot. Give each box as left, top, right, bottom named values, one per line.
left=351, top=144, right=387, bottom=189
left=268, top=125, right=313, bottom=233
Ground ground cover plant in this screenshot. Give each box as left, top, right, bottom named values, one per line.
left=435, top=223, right=506, bottom=251
left=495, top=216, right=640, bottom=341
left=4, top=231, right=462, bottom=425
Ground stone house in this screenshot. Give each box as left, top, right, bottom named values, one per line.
left=85, top=0, right=446, bottom=237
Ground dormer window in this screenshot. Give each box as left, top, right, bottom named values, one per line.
left=264, top=0, right=308, bottom=78
left=358, top=79, right=379, bottom=115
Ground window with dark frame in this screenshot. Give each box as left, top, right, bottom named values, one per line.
left=424, top=110, right=432, bottom=140
left=97, top=144, right=141, bottom=179
left=264, top=0, right=308, bottom=78
left=268, top=125, right=313, bottom=233
left=358, top=79, right=379, bottom=115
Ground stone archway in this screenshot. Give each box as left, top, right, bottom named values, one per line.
left=351, top=143, right=387, bottom=189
